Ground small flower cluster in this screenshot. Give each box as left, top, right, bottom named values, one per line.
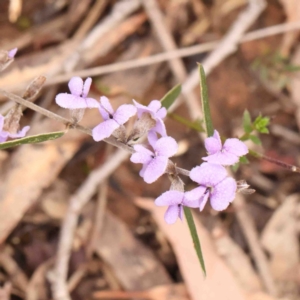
left=0, top=48, right=31, bottom=143
left=56, top=77, right=249, bottom=224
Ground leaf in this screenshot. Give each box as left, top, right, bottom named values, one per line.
left=231, top=162, right=240, bottom=172
left=183, top=207, right=206, bottom=276
left=198, top=64, right=214, bottom=137
left=161, top=84, right=181, bottom=110
left=249, top=135, right=261, bottom=145
left=243, top=110, right=252, bottom=133
left=168, top=113, right=205, bottom=132
left=259, top=127, right=269, bottom=134
left=239, top=156, right=249, bottom=164
left=0, top=131, right=65, bottom=150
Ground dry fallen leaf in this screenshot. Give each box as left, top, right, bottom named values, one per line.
left=136, top=198, right=247, bottom=300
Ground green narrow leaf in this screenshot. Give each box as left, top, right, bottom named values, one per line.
left=243, top=110, right=252, bottom=133
left=168, top=113, right=205, bottom=132
left=249, top=134, right=261, bottom=145
left=183, top=207, right=206, bottom=276
left=161, top=84, right=181, bottom=109
left=239, top=156, right=249, bottom=164
left=0, top=131, right=65, bottom=150
left=198, top=64, right=214, bottom=137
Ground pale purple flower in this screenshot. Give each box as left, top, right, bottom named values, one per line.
left=92, top=96, right=137, bottom=141
left=202, top=130, right=248, bottom=166
left=189, top=163, right=237, bottom=211
left=155, top=190, right=200, bottom=224
left=130, top=131, right=178, bottom=183
left=0, top=114, right=30, bottom=143
left=133, top=100, right=167, bottom=136
left=56, top=77, right=99, bottom=109
left=8, top=48, right=17, bottom=58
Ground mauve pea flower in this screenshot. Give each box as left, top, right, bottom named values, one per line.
left=92, top=96, right=137, bottom=141
left=155, top=190, right=200, bottom=224
left=189, top=163, right=237, bottom=211
left=202, top=130, right=248, bottom=166
left=0, top=114, right=30, bottom=143
left=133, top=100, right=167, bottom=136
left=130, top=131, right=178, bottom=183
left=56, top=77, right=99, bottom=109
left=8, top=48, right=17, bottom=58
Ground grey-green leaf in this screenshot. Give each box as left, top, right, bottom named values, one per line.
left=183, top=207, right=206, bottom=276
left=161, top=84, right=181, bottom=109
left=243, top=110, right=252, bottom=133
left=249, top=134, right=261, bottom=145
left=0, top=131, right=65, bottom=150
left=199, top=64, right=214, bottom=137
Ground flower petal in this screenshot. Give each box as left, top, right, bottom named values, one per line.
left=92, top=119, right=119, bottom=141
left=223, top=138, right=248, bottom=156
left=156, top=107, right=167, bottom=119
left=0, top=115, right=4, bottom=131
left=114, top=104, right=137, bottom=125
left=133, top=100, right=151, bottom=118
left=210, top=177, right=237, bottom=211
left=130, top=146, right=153, bottom=164
left=139, top=164, right=148, bottom=178
left=204, top=130, right=222, bottom=154
left=99, top=96, right=114, bottom=117
left=147, top=130, right=158, bottom=149
left=8, top=48, right=17, bottom=58
left=153, top=118, right=167, bottom=136
left=82, top=77, right=92, bottom=98
left=8, top=126, right=30, bottom=138
left=199, top=193, right=209, bottom=211
left=155, top=136, right=178, bottom=157
left=155, top=190, right=184, bottom=206
left=202, top=151, right=239, bottom=166
left=85, top=97, right=99, bottom=108
left=0, top=132, right=8, bottom=142
left=68, top=77, right=83, bottom=96
left=183, top=186, right=206, bottom=207
left=164, top=205, right=180, bottom=224
left=148, top=100, right=161, bottom=112
left=55, top=94, right=82, bottom=109
left=143, top=156, right=168, bottom=183
left=190, top=163, right=227, bottom=186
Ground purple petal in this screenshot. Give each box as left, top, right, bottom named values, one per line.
left=0, top=132, right=8, bottom=142
left=92, top=119, right=119, bottom=141
left=8, top=48, right=17, bottom=58
left=223, top=138, right=248, bottom=156
left=139, top=164, right=148, bottom=178
left=199, top=193, right=209, bottom=211
left=113, top=104, right=137, bottom=125
left=8, top=126, right=30, bottom=138
left=183, top=186, right=206, bottom=207
left=130, top=145, right=153, bottom=164
left=178, top=205, right=184, bottom=220
left=156, top=107, right=167, bottom=119
left=56, top=94, right=93, bottom=109
left=68, top=77, right=83, bottom=96
left=82, top=77, right=92, bottom=98
left=164, top=205, right=181, bottom=224
left=85, top=97, right=99, bottom=108
left=190, top=163, right=227, bottom=186
left=204, top=130, right=222, bottom=154
left=155, top=190, right=184, bottom=206
left=143, top=156, right=168, bottom=183
left=133, top=100, right=150, bottom=118
left=210, top=177, right=237, bottom=211
left=0, top=115, right=4, bottom=131
left=99, top=96, right=114, bottom=116
left=153, top=118, right=167, bottom=136
left=155, top=136, right=178, bottom=157
left=202, top=151, right=239, bottom=166
left=147, top=130, right=158, bottom=149
left=148, top=100, right=161, bottom=112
